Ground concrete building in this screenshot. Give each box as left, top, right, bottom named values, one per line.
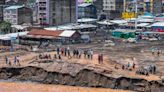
left=3, top=5, right=32, bottom=25
left=78, top=3, right=97, bottom=19
left=92, top=0, right=103, bottom=13
left=163, top=0, right=164, bottom=13
left=102, top=0, right=124, bottom=19
left=0, top=0, right=5, bottom=21
left=36, top=0, right=77, bottom=26
left=153, top=0, right=163, bottom=15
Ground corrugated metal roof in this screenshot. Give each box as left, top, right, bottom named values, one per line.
left=44, top=23, right=97, bottom=30
left=0, top=31, right=28, bottom=40
left=59, top=30, right=76, bottom=37
left=28, top=29, right=63, bottom=37
left=5, top=5, right=24, bottom=10
left=137, top=23, right=150, bottom=27
left=78, top=3, right=92, bottom=7
left=151, top=22, right=164, bottom=27
left=78, top=18, right=97, bottom=23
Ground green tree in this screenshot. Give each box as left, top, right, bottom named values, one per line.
left=84, top=0, right=93, bottom=3
left=0, top=21, right=12, bottom=34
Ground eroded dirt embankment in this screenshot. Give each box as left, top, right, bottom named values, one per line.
left=0, top=64, right=163, bottom=92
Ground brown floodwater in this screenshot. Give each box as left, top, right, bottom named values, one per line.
left=0, top=82, right=134, bottom=92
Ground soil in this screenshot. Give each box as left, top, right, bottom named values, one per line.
left=0, top=61, right=163, bottom=92
left=0, top=82, right=134, bottom=92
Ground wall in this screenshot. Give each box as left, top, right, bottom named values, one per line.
left=18, top=7, right=32, bottom=25
left=49, top=0, right=76, bottom=26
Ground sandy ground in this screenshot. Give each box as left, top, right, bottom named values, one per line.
left=0, top=82, right=134, bottom=92
left=0, top=50, right=161, bottom=81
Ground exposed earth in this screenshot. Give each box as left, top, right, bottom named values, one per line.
left=0, top=40, right=164, bottom=92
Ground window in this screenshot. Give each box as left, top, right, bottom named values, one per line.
left=5, top=10, right=10, bottom=13
left=11, top=10, right=16, bottom=14
left=12, top=15, right=17, bottom=18
left=53, top=19, right=56, bottom=24
left=39, top=7, right=46, bottom=10
left=13, top=19, right=17, bottom=23
left=39, top=13, right=46, bottom=16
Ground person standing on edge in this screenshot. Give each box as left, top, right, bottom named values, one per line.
left=157, top=49, right=160, bottom=57
left=90, top=49, right=93, bottom=60
left=78, top=49, right=82, bottom=59
left=127, top=62, right=130, bottom=68
left=8, top=59, right=11, bottom=66
left=98, top=54, right=101, bottom=64
left=61, top=47, right=64, bottom=55
left=67, top=46, right=70, bottom=57
left=101, top=54, right=103, bottom=64
left=133, top=63, right=136, bottom=69
left=57, top=47, right=60, bottom=55
left=64, top=47, right=67, bottom=56
left=84, top=50, right=87, bottom=59
left=68, top=50, right=71, bottom=59
left=151, top=48, right=155, bottom=55
left=14, top=56, right=17, bottom=65
left=17, top=56, right=21, bottom=66
left=5, top=56, right=8, bottom=65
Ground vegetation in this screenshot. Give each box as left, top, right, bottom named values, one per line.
left=0, top=21, right=11, bottom=34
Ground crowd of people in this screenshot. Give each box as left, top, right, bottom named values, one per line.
left=136, top=65, right=157, bottom=76
left=115, top=61, right=158, bottom=76
left=37, top=46, right=104, bottom=64
left=38, top=54, right=52, bottom=60
left=4, top=56, right=20, bottom=66
left=121, top=62, right=136, bottom=71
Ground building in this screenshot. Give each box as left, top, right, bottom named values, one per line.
left=163, top=0, right=164, bottom=13
left=78, top=3, right=97, bottom=19
left=143, top=0, right=162, bottom=14
left=6, top=0, right=28, bottom=5
left=0, top=0, right=5, bottom=21
left=0, top=31, right=28, bottom=46
left=103, top=0, right=124, bottom=19
left=3, top=5, right=33, bottom=25
left=44, top=23, right=97, bottom=32
left=92, top=0, right=103, bottom=15
left=153, top=0, right=162, bottom=15
left=36, top=0, right=76, bottom=26
left=19, top=29, right=81, bottom=45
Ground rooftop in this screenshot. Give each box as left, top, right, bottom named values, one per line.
left=151, top=22, right=164, bottom=27
left=77, top=18, right=98, bottom=23
left=28, top=29, right=63, bottom=37
left=5, top=5, right=24, bottom=10
left=59, top=30, right=76, bottom=37
left=78, top=3, right=92, bottom=7
left=44, top=23, right=97, bottom=30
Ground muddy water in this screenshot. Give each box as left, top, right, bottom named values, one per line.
left=0, top=82, right=133, bottom=92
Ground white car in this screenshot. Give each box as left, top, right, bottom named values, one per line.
left=127, top=38, right=136, bottom=43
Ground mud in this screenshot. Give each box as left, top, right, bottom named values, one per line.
left=0, top=62, right=163, bottom=92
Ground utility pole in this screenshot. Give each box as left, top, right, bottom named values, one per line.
left=135, top=0, right=138, bottom=31
left=123, top=0, right=126, bottom=12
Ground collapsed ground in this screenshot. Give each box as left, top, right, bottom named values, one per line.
left=0, top=37, right=164, bottom=92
